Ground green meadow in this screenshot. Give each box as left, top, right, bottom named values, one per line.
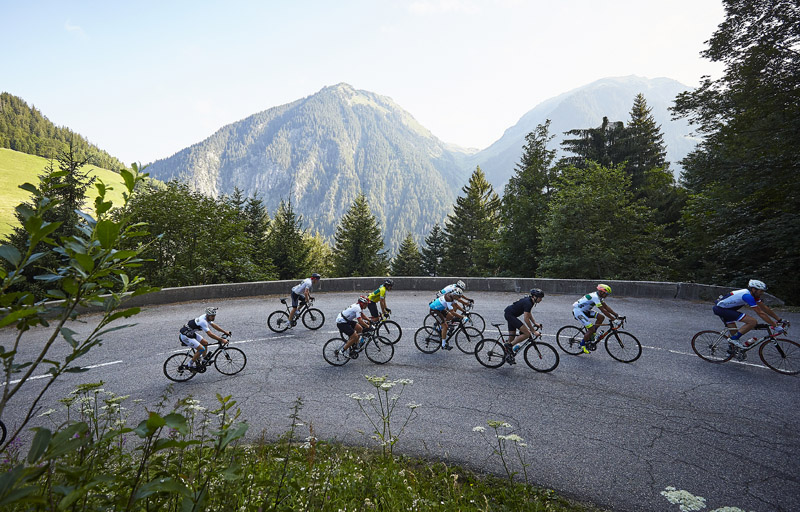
left=0, top=148, right=127, bottom=237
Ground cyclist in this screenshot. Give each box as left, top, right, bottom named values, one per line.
left=289, top=273, right=321, bottom=327
left=503, top=289, right=545, bottom=363
left=572, top=284, right=621, bottom=354
left=179, top=307, right=232, bottom=371
left=335, top=296, right=372, bottom=356
left=367, top=278, right=394, bottom=321
left=713, top=279, right=786, bottom=350
left=438, top=279, right=473, bottom=307
left=428, top=289, right=464, bottom=350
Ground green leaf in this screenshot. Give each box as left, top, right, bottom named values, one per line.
left=18, top=182, right=39, bottom=194
left=0, top=245, right=22, bottom=267
left=0, top=308, right=40, bottom=329
left=120, top=169, right=135, bottom=192
left=73, top=253, right=95, bottom=273
left=96, top=220, right=120, bottom=249
left=27, top=428, right=52, bottom=463
left=60, top=327, right=79, bottom=348
left=164, top=412, right=188, bottom=435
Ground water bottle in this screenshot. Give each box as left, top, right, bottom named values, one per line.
left=358, top=336, right=366, bottom=349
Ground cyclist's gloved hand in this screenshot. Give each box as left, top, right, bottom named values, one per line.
left=772, top=325, right=785, bottom=335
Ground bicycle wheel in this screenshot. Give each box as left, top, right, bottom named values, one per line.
left=556, top=325, right=586, bottom=355
left=474, top=339, right=506, bottom=369
left=523, top=342, right=560, bottom=372
left=301, top=308, right=325, bottom=330
left=414, top=326, right=442, bottom=354
left=691, top=330, right=733, bottom=363
left=323, top=338, right=350, bottom=366
left=377, top=320, right=402, bottom=344
left=0, top=420, right=6, bottom=446
left=164, top=353, right=196, bottom=382
left=759, top=338, right=800, bottom=375
left=366, top=336, right=395, bottom=364
left=463, top=312, right=485, bottom=333
left=214, top=347, right=247, bottom=375
left=455, top=326, right=482, bottom=354
left=267, top=311, right=291, bottom=333
left=605, top=331, right=642, bottom=363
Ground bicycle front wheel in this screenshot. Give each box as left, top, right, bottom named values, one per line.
left=474, top=339, right=506, bottom=369
left=164, top=353, right=196, bottom=382
left=0, top=420, right=6, bottom=446
left=759, top=338, right=800, bottom=375
left=463, top=312, right=485, bottom=333
left=377, top=320, right=402, bottom=344
left=366, top=336, right=395, bottom=364
left=214, top=347, right=247, bottom=375
left=556, top=325, right=586, bottom=355
left=302, top=308, right=325, bottom=330
left=605, top=331, right=642, bottom=363
left=267, top=311, right=290, bottom=333
left=691, top=330, right=733, bottom=363
left=455, top=326, right=482, bottom=354
left=323, top=338, right=350, bottom=366
left=414, top=326, right=442, bottom=354
left=524, top=342, right=560, bottom=372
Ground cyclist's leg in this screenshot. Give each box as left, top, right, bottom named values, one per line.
left=367, top=301, right=380, bottom=323
left=510, top=323, right=531, bottom=346
left=734, top=313, right=757, bottom=338
left=181, top=334, right=204, bottom=365
left=713, top=306, right=747, bottom=339
left=586, top=312, right=603, bottom=341
left=289, top=292, right=301, bottom=323
left=504, top=310, right=525, bottom=346
left=341, top=321, right=361, bottom=351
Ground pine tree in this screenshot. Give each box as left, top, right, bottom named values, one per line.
left=391, top=233, right=423, bottom=276
left=442, top=167, right=501, bottom=276
left=332, top=194, right=389, bottom=277
left=421, top=224, right=446, bottom=277
left=560, top=116, right=627, bottom=169
left=241, top=194, right=276, bottom=276
left=266, top=199, right=313, bottom=280
left=624, top=93, right=669, bottom=191
left=498, top=121, right=556, bottom=276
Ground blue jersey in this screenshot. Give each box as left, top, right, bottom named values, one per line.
left=716, top=289, right=759, bottom=310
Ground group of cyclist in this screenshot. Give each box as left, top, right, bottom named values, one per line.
left=177, top=273, right=788, bottom=368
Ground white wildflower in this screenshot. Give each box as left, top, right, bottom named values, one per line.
left=407, top=402, right=421, bottom=410
left=472, top=426, right=486, bottom=432
left=661, top=487, right=707, bottom=512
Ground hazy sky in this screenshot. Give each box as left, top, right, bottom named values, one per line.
left=2, top=0, right=726, bottom=166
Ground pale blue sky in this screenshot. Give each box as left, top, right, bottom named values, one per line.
left=1, top=0, right=725, bottom=166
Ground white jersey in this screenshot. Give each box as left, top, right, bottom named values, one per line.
left=292, top=278, right=313, bottom=295
left=189, top=314, right=212, bottom=333
left=336, top=303, right=362, bottom=324
left=573, top=292, right=604, bottom=312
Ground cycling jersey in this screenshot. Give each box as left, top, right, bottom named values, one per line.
left=716, top=289, right=759, bottom=309
left=368, top=285, right=387, bottom=303
left=187, top=314, right=212, bottom=334
left=429, top=296, right=452, bottom=311
left=336, top=303, right=362, bottom=324
left=439, top=284, right=459, bottom=296
left=292, top=278, right=313, bottom=295
left=573, top=292, right=604, bottom=312
left=505, top=296, right=534, bottom=317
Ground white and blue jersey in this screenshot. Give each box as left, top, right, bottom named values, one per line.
left=429, top=296, right=453, bottom=312
left=436, top=284, right=460, bottom=297
left=716, top=289, right=759, bottom=309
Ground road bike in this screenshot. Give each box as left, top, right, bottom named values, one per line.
left=323, top=327, right=394, bottom=366
left=414, top=315, right=482, bottom=354
left=339, top=312, right=402, bottom=344
left=474, top=323, right=559, bottom=372
left=163, top=335, right=247, bottom=382
left=691, top=322, right=799, bottom=375
left=424, top=302, right=485, bottom=333
left=267, top=297, right=325, bottom=333
left=556, top=317, right=642, bottom=363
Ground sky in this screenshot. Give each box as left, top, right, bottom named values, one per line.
left=1, top=0, right=726, bottom=166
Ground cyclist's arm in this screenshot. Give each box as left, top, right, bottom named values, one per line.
left=304, top=288, right=312, bottom=301
left=379, top=297, right=387, bottom=313
left=752, top=304, right=779, bottom=327
left=205, top=328, right=228, bottom=343
left=522, top=311, right=540, bottom=334
left=598, top=303, right=618, bottom=320
left=357, top=314, right=371, bottom=329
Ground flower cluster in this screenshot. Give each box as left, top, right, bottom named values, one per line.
left=661, top=487, right=707, bottom=512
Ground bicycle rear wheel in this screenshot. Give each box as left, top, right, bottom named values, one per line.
left=302, top=308, right=325, bottom=330
left=474, top=339, right=506, bottom=369
left=0, top=420, right=6, bottom=446
left=556, top=325, right=586, bottom=355
left=463, top=312, right=485, bottom=333
left=267, top=311, right=291, bottom=333
left=455, top=326, right=482, bottom=354
left=164, top=353, right=196, bottom=382
left=323, top=338, right=350, bottom=366
left=759, top=338, right=800, bottom=375
left=414, top=326, right=442, bottom=354
left=214, top=347, right=247, bottom=375
left=691, top=330, right=733, bottom=363
left=377, top=320, right=402, bottom=344
left=524, top=342, right=560, bottom=372
left=605, top=331, right=642, bottom=363
left=366, top=336, right=395, bottom=364
left=423, top=313, right=439, bottom=329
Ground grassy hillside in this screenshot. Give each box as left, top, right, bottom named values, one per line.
left=0, top=148, right=127, bottom=237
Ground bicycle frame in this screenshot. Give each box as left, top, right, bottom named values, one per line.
left=281, top=297, right=314, bottom=317
left=490, top=324, right=541, bottom=353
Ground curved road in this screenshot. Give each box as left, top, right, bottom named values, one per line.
left=3, top=291, right=799, bottom=511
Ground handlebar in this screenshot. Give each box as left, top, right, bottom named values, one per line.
left=611, top=316, right=626, bottom=329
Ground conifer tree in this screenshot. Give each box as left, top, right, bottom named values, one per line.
left=332, top=194, right=389, bottom=277
left=421, top=223, right=446, bottom=277
left=560, top=116, right=627, bottom=169
left=624, top=93, right=669, bottom=190
left=442, top=167, right=501, bottom=276
left=266, top=199, right=313, bottom=280
left=391, top=233, right=423, bottom=276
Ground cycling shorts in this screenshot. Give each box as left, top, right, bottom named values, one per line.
left=337, top=320, right=357, bottom=337
left=713, top=305, right=745, bottom=324
left=367, top=302, right=379, bottom=318
left=573, top=307, right=598, bottom=328
left=504, top=308, right=523, bottom=332
left=179, top=333, right=202, bottom=349
left=291, top=291, right=306, bottom=308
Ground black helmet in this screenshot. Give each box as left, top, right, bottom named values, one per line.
left=311, top=273, right=321, bottom=279
left=530, top=288, right=544, bottom=298
left=384, top=278, right=394, bottom=287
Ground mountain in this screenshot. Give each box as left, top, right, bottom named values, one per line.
left=144, top=83, right=472, bottom=250
left=469, top=76, right=696, bottom=189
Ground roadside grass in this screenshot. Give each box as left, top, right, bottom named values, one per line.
left=0, top=148, right=127, bottom=237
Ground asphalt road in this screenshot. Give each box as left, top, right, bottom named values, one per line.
left=3, top=290, right=799, bottom=512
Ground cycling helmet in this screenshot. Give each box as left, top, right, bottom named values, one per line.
left=451, top=288, right=463, bottom=297
left=383, top=278, right=394, bottom=287
left=748, top=279, right=767, bottom=291
left=597, top=284, right=612, bottom=295
left=311, top=273, right=321, bottom=279
left=530, top=288, right=545, bottom=298
left=457, top=280, right=466, bottom=289
left=205, top=307, right=218, bottom=316
left=357, top=295, right=370, bottom=305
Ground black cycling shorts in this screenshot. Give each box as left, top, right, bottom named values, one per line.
left=337, top=320, right=357, bottom=337
left=504, top=308, right=523, bottom=332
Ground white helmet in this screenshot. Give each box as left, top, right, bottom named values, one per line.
left=451, top=288, right=463, bottom=297
left=205, top=307, right=218, bottom=316
left=748, top=279, right=767, bottom=291
left=456, top=280, right=466, bottom=289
